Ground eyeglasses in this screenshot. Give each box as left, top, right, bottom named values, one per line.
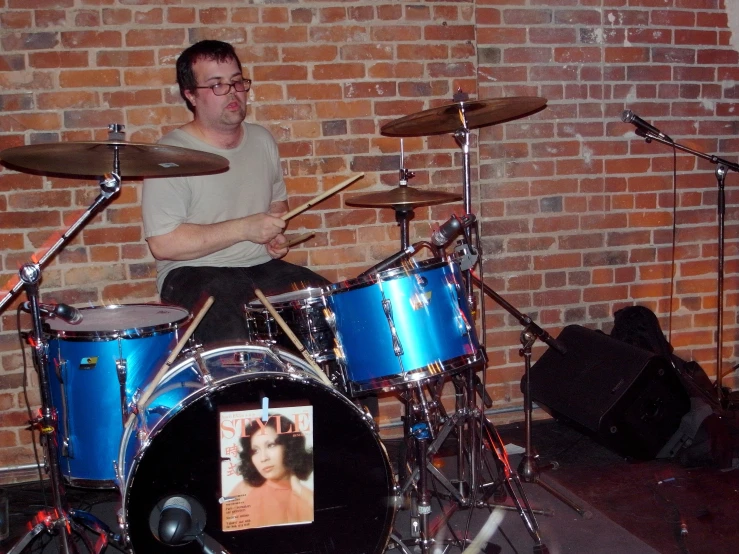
left=194, top=78, right=252, bottom=96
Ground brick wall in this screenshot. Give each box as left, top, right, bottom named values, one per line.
left=0, top=0, right=736, bottom=471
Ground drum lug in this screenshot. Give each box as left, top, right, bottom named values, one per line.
left=382, top=299, right=404, bottom=357
left=127, top=389, right=141, bottom=416
left=116, top=358, right=128, bottom=424
left=193, top=349, right=214, bottom=384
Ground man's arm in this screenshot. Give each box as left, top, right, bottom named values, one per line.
left=147, top=213, right=286, bottom=261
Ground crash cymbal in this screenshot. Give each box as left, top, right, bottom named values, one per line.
left=0, top=141, right=229, bottom=178
left=346, top=186, right=462, bottom=209
left=381, top=96, right=547, bottom=137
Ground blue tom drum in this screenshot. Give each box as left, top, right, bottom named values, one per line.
left=326, top=259, right=484, bottom=395
left=45, top=303, right=191, bottom=488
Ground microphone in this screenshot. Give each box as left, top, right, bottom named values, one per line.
left=158, top=496, right=193, bottom=545
left=621, top=110, right=672, bottom=141
left=21, top=302, right=83, bottom=324
left=431, top=214, right=476, bottom=247
left=357, top=243, right=419, bottom=279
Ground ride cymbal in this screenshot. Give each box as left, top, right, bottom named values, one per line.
left=346, top=186, right=462, bottom=209
left=0, top=141, right=229, bottom=178
left=381, top=96, right=547, bottom=137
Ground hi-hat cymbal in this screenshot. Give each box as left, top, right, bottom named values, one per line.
left=381, top=96, right=547, bottom=137
left=0, top=141, right=229, bottom=178
left=346, top=186, right=462, bottom=209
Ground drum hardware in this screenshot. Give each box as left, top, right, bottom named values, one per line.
left=0, top=124, right=230, bottom=554
left=470, top=273, right=591, bottom=523
left=116, top=358, right=128, bottom=425
left=379, top=94, right=558, bottom=553
left=622, top=114, right=739, bottom=406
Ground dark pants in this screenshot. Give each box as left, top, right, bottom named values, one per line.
left=160, top=260, right=330, bottom=347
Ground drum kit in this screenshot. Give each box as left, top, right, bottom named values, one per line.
left=0, top=95, right=581, bottom=554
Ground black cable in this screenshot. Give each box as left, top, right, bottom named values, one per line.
left=17, top=306, right=48, bottom=509
left=668, top=143, right=678, bottom=343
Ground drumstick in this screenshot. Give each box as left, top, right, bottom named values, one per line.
left=253, top=289, right=333, bottom=388
left=134, top=296, right=215, bottom=414
left=286, top=232, right=315, bottom=248
left=281, top=173, right=364, bottom=222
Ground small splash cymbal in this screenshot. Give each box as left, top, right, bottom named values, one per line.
left=0, top=141, right=229, bottom=178
left=381, top=96, right=547, bottom=137
left=346, top=186, right=462, bottom=209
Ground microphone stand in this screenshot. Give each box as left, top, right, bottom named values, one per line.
left=1, top=171, right=122, bottom=554
left=469, top=274, right=590, bottom=522
left=633, top=129, right=739, bottom=405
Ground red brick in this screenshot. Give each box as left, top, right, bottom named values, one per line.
left=253, top=26, right=308, bottom=44
left=101, top=9, right=130, bottom=26
left=61, top=31, right=120, bottom=49
left=284, top=46, right=338, bottom=64
left=253, top=64, right=308, bottom=83
left=199, top=7, right=227, bottom=25
left=1, top=11, right=32, bottom=29
left=125, top=29, right=185, bottom=47
left=97, top=50, right=155, bottom=68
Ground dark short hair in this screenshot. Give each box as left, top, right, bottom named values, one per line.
left=237, top=414, right=314, bottom=487
left=176, top=40, right=243, bottom=112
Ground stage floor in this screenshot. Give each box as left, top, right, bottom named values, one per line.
left=1, top=419, right=736, bottom=554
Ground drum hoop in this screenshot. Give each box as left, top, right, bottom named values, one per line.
left=45, top=303, right=192, bottom=340
left=246, top=286, right=328, bottom=309
left=329, top=257, right=451, bottom=295
left=119, top=344, right=349, bottom=503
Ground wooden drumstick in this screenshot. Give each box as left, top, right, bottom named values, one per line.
left=134, top=296, right=215, bottom=415
left=253, top=288, right=333, bottom=388
left=281, top=173, right=364, bottom=222
left=286, top=232, right=315, bottom=248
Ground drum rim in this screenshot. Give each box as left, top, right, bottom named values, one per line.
left=328, top=257, right=451, bottom=295
left=246, top=286, right=329, bottom=308
left=44, top=302, right=192, bottom=339
left=119, top=344, right=350, bottom=501
left=119, top=343, right=396, bottom=552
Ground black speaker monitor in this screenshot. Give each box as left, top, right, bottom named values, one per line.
left=528, top=325, right=690, bottom=459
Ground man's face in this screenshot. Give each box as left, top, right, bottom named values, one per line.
left=184, top=56, right=247, bottom=131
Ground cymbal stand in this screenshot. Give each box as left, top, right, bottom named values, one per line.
left=394, top=163, right=416, bottom=250
left=469, top=273, right=590, bottom=521
left=0, top=171, right=122, bottom=554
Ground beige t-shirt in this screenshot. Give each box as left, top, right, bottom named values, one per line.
left=142, top=122, right=287, bottom=291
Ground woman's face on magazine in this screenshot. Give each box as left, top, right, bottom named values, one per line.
left=250, top=427, right=287, bottom=481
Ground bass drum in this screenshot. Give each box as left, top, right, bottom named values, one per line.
left=119, top=344, right=396, bottom=554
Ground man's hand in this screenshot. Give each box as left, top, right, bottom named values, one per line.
left=247, top=213, right=286, bottom=244
left=266, top=233, right=289, bottom=259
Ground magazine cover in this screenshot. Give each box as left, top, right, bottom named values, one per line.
left=220, top=404, right=315, bottom=531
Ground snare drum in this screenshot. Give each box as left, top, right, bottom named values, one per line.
left=245, top=287, right=336, bottom=363
left=326, top=259, right=483, bottom=394
left=118, top=344, right=395, bottom=554
left=46, top=303, right=191, bottom=488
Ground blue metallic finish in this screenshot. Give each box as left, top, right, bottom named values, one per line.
left=46, top=304, right=189, bottom=487
left=326, top=259, right=482, bottom=393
